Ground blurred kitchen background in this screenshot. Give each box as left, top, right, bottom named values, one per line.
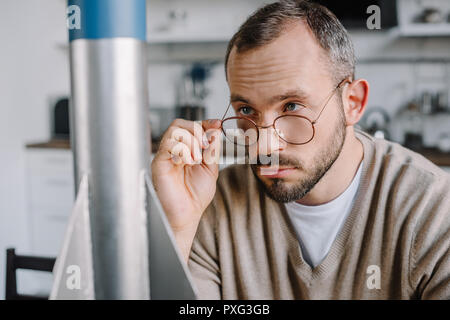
left=1, top=0, right=450, bottom=299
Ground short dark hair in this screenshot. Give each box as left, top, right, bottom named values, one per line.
left=225, top=0, right=355, bottom=84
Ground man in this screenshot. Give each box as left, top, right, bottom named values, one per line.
left=151, top=0, right=450, bottom=299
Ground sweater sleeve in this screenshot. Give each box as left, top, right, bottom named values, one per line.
left=188, top=200, right=222, bottom=300
left=409, top=175, right=450, bottom=300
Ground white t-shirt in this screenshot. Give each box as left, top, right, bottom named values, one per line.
left=284, top=161, right=363, bottom=268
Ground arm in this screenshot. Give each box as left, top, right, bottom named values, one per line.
left=188, top=202, right=222, bottom=300
left=409, top=177, right=450, bottom=299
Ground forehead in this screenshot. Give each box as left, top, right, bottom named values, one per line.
left=227, top=22, right=332, bottom=102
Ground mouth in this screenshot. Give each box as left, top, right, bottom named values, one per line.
left=258, top=166, right=298, bottom=178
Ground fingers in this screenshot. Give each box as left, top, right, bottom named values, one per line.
left=201, top=119, right=223, bottom=170
left=171, top=128, right=202, bottom=163
left=157, top=137, right=195, bottom=165
left=168, top=138, right=196, bottom=165
left=202, top=129, right=222, bottom=169
left=156, top=118, right=224, bottom=166
left=201, top=119, right=222, bottom=132
left=156, top=136, right=193, bottom=164
left=169, top=118, right=210, bottom=149
left=155, top=118, right=223, bottom=166
left=201, top=118, right=222, bottom=155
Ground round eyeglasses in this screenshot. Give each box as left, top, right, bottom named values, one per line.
left=220, top=78, right=350, bottom=146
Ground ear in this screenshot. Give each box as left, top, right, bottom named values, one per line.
left=342, top=79, right=369, bottom=126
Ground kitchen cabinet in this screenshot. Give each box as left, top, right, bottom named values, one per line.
left=57, top=0, right=265, bottom=62
left=393, top=0, right=450, bottom=37
left=146, top=0, right=263, bottom=44
left=25, top=141, right=74, bottom=257
left=23, top=141, right=74, bottom=296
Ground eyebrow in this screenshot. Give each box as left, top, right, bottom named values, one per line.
left=230, top=88, right=309, bottom=106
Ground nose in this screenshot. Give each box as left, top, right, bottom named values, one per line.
left=256, top=123, right=285, bottom=157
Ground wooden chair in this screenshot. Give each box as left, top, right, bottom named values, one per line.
left=5, top=248, right=56, bottom=300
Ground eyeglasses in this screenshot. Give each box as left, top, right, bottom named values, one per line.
left=220, top=78, right=350, bottom=146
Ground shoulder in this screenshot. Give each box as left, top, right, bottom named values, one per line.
left=356, top=129, right=450, bottom=189
left=356, top=129, right=450, bottom=228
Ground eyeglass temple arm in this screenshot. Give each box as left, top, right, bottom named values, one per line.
left=221, top=102, right=232, bottom=122
left=312, top=78, right=351, bottom=124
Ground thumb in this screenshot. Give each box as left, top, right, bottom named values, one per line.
left=202, top=118, right=222, bottom=131
left=201, top=119, right=222, bottom=171
left=202, top=119, right=222, bottom=145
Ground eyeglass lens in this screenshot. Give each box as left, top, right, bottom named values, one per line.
left=221, top=116, right=314, bottom=146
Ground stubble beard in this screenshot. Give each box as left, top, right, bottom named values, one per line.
left=251, top=107, right=347, bottom=203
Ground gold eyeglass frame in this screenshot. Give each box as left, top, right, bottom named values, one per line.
left=220, top=78, right=351, bottom=146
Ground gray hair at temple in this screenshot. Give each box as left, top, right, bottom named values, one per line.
left=225, top=0, right=356, bottom=85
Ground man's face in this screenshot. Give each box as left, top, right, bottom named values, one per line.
left=226, top=22, right=347, bottom=203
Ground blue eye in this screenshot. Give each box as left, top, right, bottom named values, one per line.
left=238, top=106, right=254, bottom=116
left=284, top=103, right=301, bottom=112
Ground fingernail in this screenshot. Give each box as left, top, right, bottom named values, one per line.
left=208, top=119, right=219, bottom=126
left=172, top=155, right=180, bottom=164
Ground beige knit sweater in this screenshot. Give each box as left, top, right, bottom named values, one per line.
left=188, top=130, right=450, bottom=299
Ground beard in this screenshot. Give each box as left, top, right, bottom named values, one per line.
left=251, top=106, right=347, bottom=203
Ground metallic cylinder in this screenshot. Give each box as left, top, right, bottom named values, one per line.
left=68, top=0, right=150, bottom=299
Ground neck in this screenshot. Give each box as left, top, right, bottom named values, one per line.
left=295, top=127, right=364, bottom=206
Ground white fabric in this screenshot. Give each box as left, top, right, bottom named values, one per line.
left=284, top=161, right=363, bottom=268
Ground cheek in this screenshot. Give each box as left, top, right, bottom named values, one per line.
left=313, top=105, right=344, bottom=143
left=282, top=134, right=328, bottom=170
left=283, top=145, right=312, bottom=168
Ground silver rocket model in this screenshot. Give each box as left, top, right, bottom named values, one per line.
left=50, top=0, right=197, bottom=300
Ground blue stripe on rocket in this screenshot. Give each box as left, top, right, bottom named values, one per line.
left=68, top=0, right=146, bottom=42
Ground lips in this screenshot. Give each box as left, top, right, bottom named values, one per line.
left=259, top=166, right=297, bottom=178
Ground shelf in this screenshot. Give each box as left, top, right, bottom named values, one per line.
left=26, top=139, right=71, bottom=150
left=391, top=23, right=450, bottom=37
left=358, top=57, right=450, bottom=64
left=147, top=41, right=227, bottom=63
left=147, top=32, right=231, bottom=44
left=412, top=147, right=450, bottom=166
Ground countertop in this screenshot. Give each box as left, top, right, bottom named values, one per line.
left=412, top=147, right=450, bottom=167
left=26, top=139, right=71, bottom=150
left=26, top=139, right=450, bottom=167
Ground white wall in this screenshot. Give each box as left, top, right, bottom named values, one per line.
left=1, top=0, right=450, bottom=300
left=0, top=0, right=69, bottom=299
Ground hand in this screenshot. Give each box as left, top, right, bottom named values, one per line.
left=151, top=118, right=222, bottom=234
